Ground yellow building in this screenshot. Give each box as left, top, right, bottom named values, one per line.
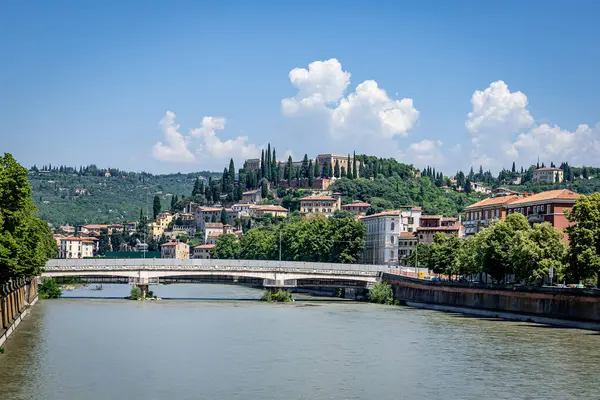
left=160, top=242, right=190, bottom=259
left=151, top=211, right=174, bottom=239
left=249, top=204, right=289, bottom=218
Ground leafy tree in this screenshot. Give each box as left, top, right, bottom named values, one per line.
left=452, top=236, right=482, bottom=279
left=39, top=279, right=62, bottom=299
left=110, top=233, right=122, bottom=252
left=153, top=195, right=161, bottom=220
left=220, top=208, right=228, bottom=225
left=334, top=160, right=340, bottom=178
left=427, top=233, right=461, bottom=278
left=368, top=282, right=394, bottom=304
left=98, top=229, right=110, bottom=255
left=565, top=193, right=600, bottom=284
left=211, top=234, right=241, bottom=259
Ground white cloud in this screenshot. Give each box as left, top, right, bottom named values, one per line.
left=152, top=111, right=196, bottom=163
left=404, top=139, right=445, bottom=166
left=465, top=80, right=600, bottom=169
left=152, top=112, right=261, bottom=168
left=281, top=58, right=419, bottom=155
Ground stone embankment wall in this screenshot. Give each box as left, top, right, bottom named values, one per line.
left=383, top=274, right=600, bottom=326
left=0, top=278, right=38, bottom=347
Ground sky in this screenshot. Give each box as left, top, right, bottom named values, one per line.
left=1, top=0, right=599, bottom=174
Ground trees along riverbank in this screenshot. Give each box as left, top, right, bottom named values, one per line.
left=211, top=214, right=366, bottom=263
left=0, top=153, right=57, bottom=284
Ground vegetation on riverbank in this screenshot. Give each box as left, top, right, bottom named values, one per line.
left=261, top=289, right=293, bottom=303
left=39, top=279, right=62, bottom=299
left=367, top=282, right=396, bottom=305
left=128, top=286, right=142, bottom=300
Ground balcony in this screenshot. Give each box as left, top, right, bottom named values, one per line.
left=528, top=213, right=546, bottom=223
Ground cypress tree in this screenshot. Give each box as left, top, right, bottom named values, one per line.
left=314, top=159, right=320, bottom=179
left=341, top=166, right=346, bottom=178
left=352, top=151, right=357, bottom=178
left=271, top=149, right=277, bottom=183
left=511, top=161, right=516, bottom=173
left=301, top=154, right=309, bottom=178
left=323, top=160, right=331, bottom=178
left=265, top=144, right=271, bottom=181
left=287, top=156, right=294, bottom=185
left=346, top=155, right=353, bottom=179
left=260, top=150, right=265, bottom=180
left=308, top=160, right=314, bottom=187
left=153, top=195, right=161, bottom=220
left=334, top=160, right=340, bottom=178
left=229, top=159, right=235, bottom=190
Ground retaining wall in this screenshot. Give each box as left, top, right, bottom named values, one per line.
left=0, top=278, right=38, bottom=347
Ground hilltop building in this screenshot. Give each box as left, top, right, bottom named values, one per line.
left=300, top=193, right=342, bottom=217
left=532, top=167, right=563, bottom=183
left=315, top=154, right=360, bottom=178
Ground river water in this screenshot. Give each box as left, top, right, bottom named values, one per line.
left=0, top=284, right=598, bottom=400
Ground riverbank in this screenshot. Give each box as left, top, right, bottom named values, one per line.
left=384, top=274, right=600, bottom=331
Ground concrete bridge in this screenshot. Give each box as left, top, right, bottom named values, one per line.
left=44, top=259, right=393, bottom=297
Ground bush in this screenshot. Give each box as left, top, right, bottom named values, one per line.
left=39, top=279, right=62, bottom=299
left=261, top=289, right=293, bottom=303
left=368, top=282, right=394, bottom=305
left=129, top=286, right=142, bottom=300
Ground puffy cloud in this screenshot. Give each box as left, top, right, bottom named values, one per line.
left=152, top=111, right=196, bottom=163
left=404, top=139, right=445, bottom=166
left=466, top=80, right=600, bottom=169
left=281, top=59, right=419, bottom=154
left=152, top=112, right=261, bottom=168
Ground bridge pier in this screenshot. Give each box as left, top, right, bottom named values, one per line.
left=137, top=284, right=149, bottom=299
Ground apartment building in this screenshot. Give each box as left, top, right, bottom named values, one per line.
left=151, top=211, right=174, bottom=239
left=532, top=167, right=564, bottom=183
left=249, top=204, right=289, bottom=218
left=416, top=216, right=462, bottom=245
left=58, top=237, right=95, bottom=259
left=505, top=189, right=579, bottom=234
left=160, top=242, right=190, bottom=259
left=315, top=154, right=360, bottom=178
left=242, top=189, right=262, bottom=204
left=398, top=232, right=418, bottom=266
left=204, top=222, right=224, bottom=244
left=195, top=206, right=225, bottom=231
left=232, top=203, right=251, bottom=216
left=463, top=195, right=521, bottom=236
left=470, top=182, right=491, bottom=194
left=341, top=200, right=371, bottom=215
left=300, top=193, right=342, bottom=217
left=192, top=244, right=214, bottom=259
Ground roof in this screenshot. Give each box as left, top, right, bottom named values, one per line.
left=506, top=189, right=580, bottom=206
left=208, top=232, right=223, bottom=237
left=442, top=217, right=459, bottom=222
left=417, top=226, right=461, bottom=231
left=301, top=195, right=336, bottom=201
left=419, top=215, right=442, bottom=220
left=399, top=232, right=418, bottom=238
left=250, top=204, right=288, bottom=212
left=82, top=224, right=109, bottom=229
left=161, top=241, right=186, bottom=247
left=535, top=167, right=562, bottom=171
left=60, top=236, right=97, bottom=242
left=194, top=244, right=215, bottom=249
left=243, top=189, right=259, bottom=195
left=360, top=210, right=400, bottom=219
left=205, top=223, right=224, bottom=228
left=198, top=206, right=222, bottom=212
left=464, top=195, right=522, bottom=210
left=342, top=201, right=371, bottom=208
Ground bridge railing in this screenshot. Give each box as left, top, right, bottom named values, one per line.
left=45, top=258, right=393, bottom=273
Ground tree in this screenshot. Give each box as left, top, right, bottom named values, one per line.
left=301, top=154, right=309, bottom=178
left=427, top=233, right=461, bottom=278
left=313, top=159, right=320, bottom=180
left=511, top=161, right=516, bottom=173
left=271, top=148, right=278, bottom=183
left=346, top=155, right=353, bottom=179
left=464, top=178, right=472, bottom=194
left=261, top=179, right=269, bottom=199
left=368, top=282, right=394, bottom=304
left=287, top=156, right=294, bottom=185
left=98, top=229, right=110, bottom=255
left=110, top=233, right=122, bottom=252
left=192, top=177, right=201, bottom=196
left=352, top=151, right=358, bottom=178
left=308, top=160, right=314, bottom=187
left=220, top=208, right=228, bottom=225
left=39, top=279, right=62, bottom=299
left=565, top=193, right=600, bottom=285
left=322, top=160, right=331, bottom=178
left=340, top=166, right=346, bottom=178
left=211, top=234, right=241, bottom=259
left=260, top=149, right=265, bottom=180
left=334, top=160, right=340, bottom=178
left=153, top=195, right=161, bottom=220
left=453, top=236, right=483, bottom=280
left=265, top=144, right=271, bottom=181
left=228, top=158, right=236, bottom=194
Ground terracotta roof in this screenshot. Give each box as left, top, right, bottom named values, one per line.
left=506, top=189, right=580, bottom=206
left=535, top=167, right=562, bottom=171
left=82, top=224, right=109, bottom=229
left=194, top=244, right=215, bottom=249
left=198, top=207, right=222, bottom=212
left=342, top=201, right=371, bottom=208
left=442, top=217, right=459, bottom=222
left=417, top=226, right=461, bottom=231
left=205, top=223, right=224, bottom=228
left=208, top=232, right=223, bottom=237
left=161, top=242, right=184, bottom=246
left=301, top=196, right=336, bottom=201
left=419, top=215, right=442, bottom=220
left=399, top=232, right=417, bottom=238
left=360, top=210, right=401, bottom=219
left=464, top=195, right=521, bottom=210
left=60, top=236, right=94, bottom=242
left=250, top=204, right=288, bottom=212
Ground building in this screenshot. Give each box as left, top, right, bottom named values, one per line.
left=398, top=206, right=422, bottom=233
left=192, top=244, right=215, bottom=259
left=315, top=154, right=360, bottom=178
left=195, top=206, right=224, bottom=231
left=204, top=222, right=224, bottom=243
left=532, top=167, right=564, bottom=183
left=206, top=232, right=223, bottom=245
left=470, top=182, right=491, bottom=194
left=492, top=187, right=519, bottom=197
left=361, top=211, right=402, bottom=265
left=341, top=200, right=371, bottom=215
left=242, top=189, right=262, bottom=204
left=416, top=216, right=462, bottom=245
left=249, top=204, right=289, bottom=218
left=58, top=237, right=95, bottom=259
left=232, top=203, right=251, bottom=216
left=300, top=193, right=342, bottom=217
left=398, top=232, right=418, bottom=266
left=151, top=211, right=174, bottom=239
left=505, top=189, right=580, bottom=235
left=160, top=242, right=190, bottom=259
left=126, top=221, right=138, bottom=232
left=244, top=158, right=261, bottom=171
left=463, top=195, right=522, bottom=236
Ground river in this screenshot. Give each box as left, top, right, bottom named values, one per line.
left=0, top=284, right=599, bottom=400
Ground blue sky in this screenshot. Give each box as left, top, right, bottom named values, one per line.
left=1, top=0, right=599, bottom=174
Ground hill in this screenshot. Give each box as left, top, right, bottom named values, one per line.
left=29, top=166, right=217, bottom=226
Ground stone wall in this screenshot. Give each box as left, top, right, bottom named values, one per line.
left=383, top=274, right=600, bottom=323
left=0, top=278, right=38, bottom=347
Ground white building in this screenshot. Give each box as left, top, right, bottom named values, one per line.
left=193, top=244, right=214, bottom=259
left=532, top=167, right=563, bottom=183
left=360, top=207, right=421, bottom=266
left=398, top=232, right=418, bottom=266
left=58, top=237, right=95, bottom=259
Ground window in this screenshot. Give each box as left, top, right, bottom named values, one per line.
left=391, top=222, right=395, bottom=230
left=390, top=236, right=395, bottom=244
left=547, top=204, right=551, bottom=214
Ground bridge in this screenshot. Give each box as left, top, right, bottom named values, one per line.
left=43, top=259, right=394, bottom=297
